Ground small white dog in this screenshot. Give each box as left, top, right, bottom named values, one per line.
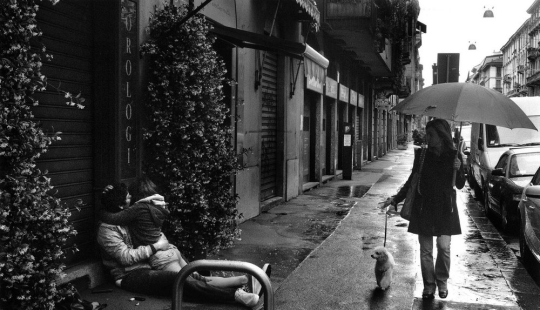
left=371, top=246, right=395, bottom=291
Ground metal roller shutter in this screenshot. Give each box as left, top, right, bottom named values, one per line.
left=34, top=0, right=94, bottom=267
left=260, top=51, right=278, bottom=201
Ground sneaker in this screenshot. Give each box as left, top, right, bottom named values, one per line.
left=256, top=263, right=272, bottom=297
left=262, top=263, right=272, bottom=279
left=247, top=275, right=261, bottom=296
left=235, top=288, right=259, bottom=307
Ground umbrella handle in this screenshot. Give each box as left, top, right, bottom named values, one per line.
left=452, top=122, right=463, bottom=187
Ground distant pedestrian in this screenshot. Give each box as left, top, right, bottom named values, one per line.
left=382, top=118, right=465, bottom=299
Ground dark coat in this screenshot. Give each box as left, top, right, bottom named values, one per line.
left=100, top=202, right=169, bottom=247
left=394, top=147, right=465, bottom=236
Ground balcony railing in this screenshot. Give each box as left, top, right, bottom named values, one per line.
left=527, top=69, right=540, bottom=86
left=529, top=16, right=540, bottom=35
left=528, top=47, right=539, bottom=61
left=508, top=89, right=519, bottom=97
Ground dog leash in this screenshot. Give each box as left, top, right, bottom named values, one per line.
left=384, top=206, right=388, bottom=247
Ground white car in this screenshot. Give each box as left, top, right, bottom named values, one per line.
left=519, top=166, right=540, bottom=264
left=468, top=97, right=540, bottom=201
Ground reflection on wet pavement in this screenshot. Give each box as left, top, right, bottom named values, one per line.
left=316, top=185, right=370, bottom=198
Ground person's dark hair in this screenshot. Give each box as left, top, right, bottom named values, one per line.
left=426, top=118, right=456, bottom=152
left=128, top=176, right=159, bottom=204
left=100, top=183, right=128, bottom=213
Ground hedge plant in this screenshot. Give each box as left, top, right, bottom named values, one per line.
left=141, top=4, right=242, bottom=260
left=0, top=1, right=77, bottom=309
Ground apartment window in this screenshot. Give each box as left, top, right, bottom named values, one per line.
left=496, top=67, right=502, bottom=77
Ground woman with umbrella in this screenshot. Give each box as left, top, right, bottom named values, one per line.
left=382, top=118, right=466, bottom=300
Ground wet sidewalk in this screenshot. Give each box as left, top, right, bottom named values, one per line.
left=275, top=146, right=540, bottom=310
left=80, top=144, right=540, bottom=309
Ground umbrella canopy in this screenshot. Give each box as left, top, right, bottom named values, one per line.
left=392, top=83, right=537, bottom=130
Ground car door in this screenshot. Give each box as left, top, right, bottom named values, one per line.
left=489, top=154, right=509, bottom=214
left=524, top=169, right=540, bottom=256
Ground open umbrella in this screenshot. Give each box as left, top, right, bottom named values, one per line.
left=392, top=82, right=537, bottom=130
left=391, top=82, right=538, bottom=185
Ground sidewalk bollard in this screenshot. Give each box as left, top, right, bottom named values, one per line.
left=171, top=260, right=274, bottom=310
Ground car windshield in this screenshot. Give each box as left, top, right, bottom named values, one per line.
left=486, top=115, right=540, bottom=147
left=509, top=152, right=540, bottom=178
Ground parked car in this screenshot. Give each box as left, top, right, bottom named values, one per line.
left=485, top=147, right=540, bottom=232
left=518, top=166, right=540, bottom=264
left=469, top=97, right=540, bottom=201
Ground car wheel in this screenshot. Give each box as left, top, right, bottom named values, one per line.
left=519, top=219, right=534, bottom=264
left=469, top=175, right=483, bottom=201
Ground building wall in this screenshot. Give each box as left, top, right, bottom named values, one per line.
left=30, top=0, right=418, bottom=287
left=501, top=20, right=530, bottom=97
left=232, top=2, right=308, bottom=215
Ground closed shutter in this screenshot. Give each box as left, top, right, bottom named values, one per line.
left=302, top=104, right=311, bottom=182
left=34, top=1, right=94, bottom=267
left=260, top=52, right=278, bottom=201
left=355, top=113, right=360, bottom=166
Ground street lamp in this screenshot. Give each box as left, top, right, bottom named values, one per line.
left=483, top=6, right=494, bottom=18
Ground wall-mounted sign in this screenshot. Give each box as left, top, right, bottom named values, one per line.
left=339, top=84, right=349, bottom=103
left=120, top=0, right=138, bottom=179
left=325, top=77, right=338, bottom=99
left=344, top=134, right=351, bottom=146
left=375, top=98, right=391, bottom=109
left=350, top=89, right=357, bottom=106
left=307, top=75, right=324, bottom=93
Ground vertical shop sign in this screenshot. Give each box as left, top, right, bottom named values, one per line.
left=120, top=0, right=138, bottom=179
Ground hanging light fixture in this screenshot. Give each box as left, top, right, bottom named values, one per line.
left=468, top=41, right=477, bottom=50
left=483, top=6, right=494, bottom=18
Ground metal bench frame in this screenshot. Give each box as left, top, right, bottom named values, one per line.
left=171, top=260, right=274, bottom=310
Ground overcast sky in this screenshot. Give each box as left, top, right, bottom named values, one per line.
left=418, top=0, right=532, bottom=86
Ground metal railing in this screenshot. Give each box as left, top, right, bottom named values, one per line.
left=172, top=260, right=274, bottom=310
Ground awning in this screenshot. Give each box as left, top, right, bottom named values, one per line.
left=210, top=22, right=306, bottom=59
left=209, top=23, right=329, bottom=94
left=416, top=21, right=427, bottom=33
left=304, top=45, right=329, bottom=92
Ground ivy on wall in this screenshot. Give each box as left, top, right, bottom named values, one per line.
left=0, top=1, right=79, bottom=309
left=141, top=4, right=242, bottom=260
